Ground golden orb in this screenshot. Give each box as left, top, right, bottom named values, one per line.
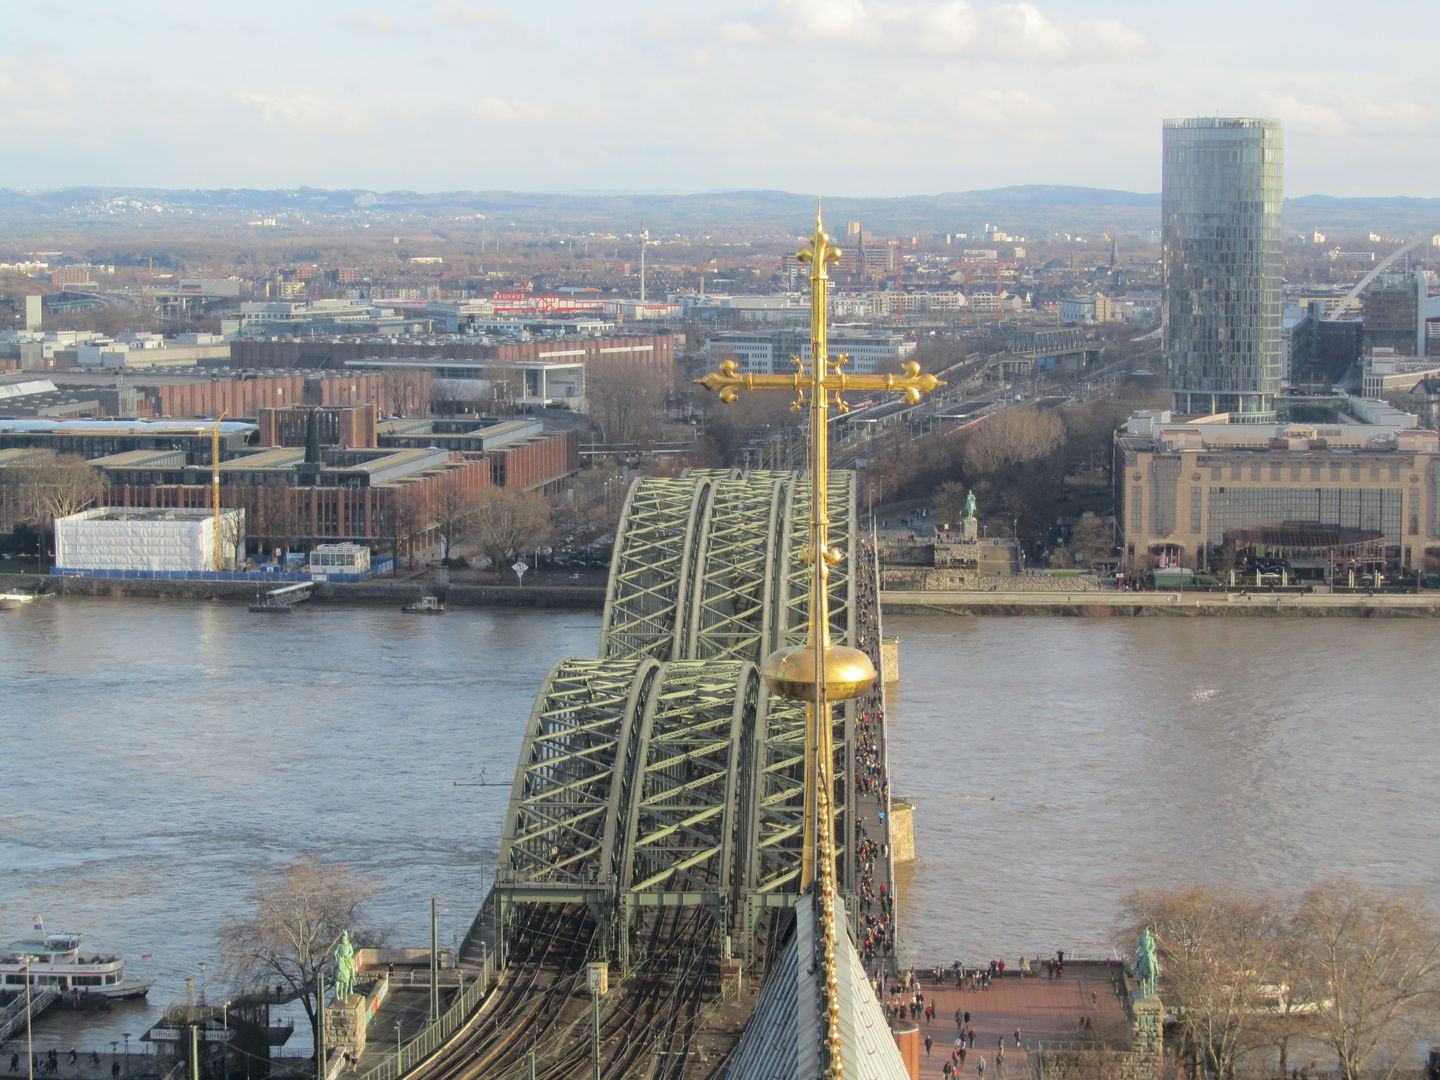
left=761, top=644, right=876, bottom=703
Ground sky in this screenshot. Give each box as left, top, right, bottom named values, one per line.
left=2, top=0, right=1437, bottom=199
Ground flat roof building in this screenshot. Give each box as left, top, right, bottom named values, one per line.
left=1115, top=407, right=1440, bottom=573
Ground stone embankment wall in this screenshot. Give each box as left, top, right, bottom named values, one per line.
left=0, top=573, right=605, bottom=609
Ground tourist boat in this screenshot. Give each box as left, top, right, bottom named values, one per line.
left=1, top=927, right=154, bottom=1000
left=402, top=596, right=445, bottom=614
left=1, top=593, right=35, bottom=611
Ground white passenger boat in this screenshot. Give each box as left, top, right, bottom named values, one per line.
left=1, top=924, right=154, bottom=1000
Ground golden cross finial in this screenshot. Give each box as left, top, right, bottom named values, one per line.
left=694, top=207, right=943, bottom=1080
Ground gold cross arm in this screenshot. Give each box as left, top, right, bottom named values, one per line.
left=695, top=358, right=945, bottom=405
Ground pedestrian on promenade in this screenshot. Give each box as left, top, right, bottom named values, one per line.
left=977, top=1056, right=985, bottom=1080
left=959, top=1046, right=967, bottom=1069
left=1014, top=1029, right=1022, bottom=1049
left=964, top=1011, right=970, bottom=1025
left=943, top=1061, right=953, bottom=1079
left=925, top=1036, right=933, bottom=1057
left=955, top=1008, right=963, bottom=1031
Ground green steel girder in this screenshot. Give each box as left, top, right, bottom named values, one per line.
left=497, top=658, right=658, bottom=889
left=686, top=475, right=785, bottom=662
left=620, top=660, right=756, bottom=898
left=506, top=470, right=859, bottom=935
left=599, top=477, right=712, bottom=661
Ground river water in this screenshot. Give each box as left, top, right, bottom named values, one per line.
left=2, top=601, right=1437, bottom=1049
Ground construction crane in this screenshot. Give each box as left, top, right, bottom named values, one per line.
left=211, top=409, right=228, bottom=570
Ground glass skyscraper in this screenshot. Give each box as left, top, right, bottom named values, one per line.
left=1162, top=117, right=1284, bottom=421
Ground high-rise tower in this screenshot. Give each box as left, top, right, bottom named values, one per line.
left=1162, top=117, right=1283, bottom=421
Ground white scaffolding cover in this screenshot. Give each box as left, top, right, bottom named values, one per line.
left=55, top=509, right=244, bottom=572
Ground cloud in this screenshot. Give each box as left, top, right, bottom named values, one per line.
left=720, top=0, right=1157, bottom=63
left=1267, top=92, right=1432, bottom=138
left=469, top=96, right=548, bottom=123
left=722, top=0, right=1153, bottom=63
left=334, top=13, right=399, bottom=34
left=233, top=91, right=363, bottom=132
left=952, top=87, right=1056, bottom=130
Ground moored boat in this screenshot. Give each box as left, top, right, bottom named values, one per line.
left=2, top=923, right=154, bottom=1001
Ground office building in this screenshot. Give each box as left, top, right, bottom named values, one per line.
left=1162, top=118, right=1284, bottom=421
left=1115, top=406, right=1439, bottom=573
left=705, top=329, right=915, bottom=376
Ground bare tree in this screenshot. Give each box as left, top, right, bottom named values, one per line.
left=1119, top=885, right=1285, bottom=1080
left=431, top=379, right=483, bottom=417
left=429, top=474, right=478, bottom=564
left=378, top=367, right=430, bottom=417
left=470, top=488, right=552, bottom=579
left=934, top=481, right=970, bottom=527
left=382, top=485, right=426, bottom=571
left=1069, top=516, right=1114, bottom=566
left=586, top=357, right=664, bottom=444
left=10, top=452, right=104, bottom=524
left=962, top=407, right=1064, bottom=475
left=1289, top=880, right=1440, bottom=1080
left=218, top=506, right=247, bottom=569
left=217, top=858, right=385, bottom=1060
left=479, top=362, right=523, bottom=416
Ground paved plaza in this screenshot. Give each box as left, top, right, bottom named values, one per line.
left=903, top=964, right=1129, bottom=1079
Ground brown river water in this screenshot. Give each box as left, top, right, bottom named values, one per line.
left=2, top=600, right=1436, bottom=1048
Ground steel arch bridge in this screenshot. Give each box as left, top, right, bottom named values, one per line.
left=494, top=469, right=871, bottom=964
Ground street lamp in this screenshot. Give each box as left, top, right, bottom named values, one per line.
left=123, top=1035, right=130, bottom=1077
left=22, top=960, right=32, bottom=1080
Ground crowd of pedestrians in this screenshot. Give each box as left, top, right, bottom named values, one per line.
left=852, top=543, right=895, bottom=971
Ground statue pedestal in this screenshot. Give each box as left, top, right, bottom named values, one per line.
left=325, top=995, right=367, bottom=1059
left=958, top=519, right=978, bottom=543
left=1127, top=990, right=1164, bottom=1080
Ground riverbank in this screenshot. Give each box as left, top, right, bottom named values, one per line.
left=881, top=588, right=1440, bottom=617
left=0, top=573, right=605, bottom=609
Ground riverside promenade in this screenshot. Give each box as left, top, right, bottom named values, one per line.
left=905, top=965, right=1128, bottom=1078
left=883, top=588, right=1440, bottom=617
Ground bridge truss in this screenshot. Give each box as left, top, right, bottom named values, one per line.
left=495, top=469, right=864, bottom=965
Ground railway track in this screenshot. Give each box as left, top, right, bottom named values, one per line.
left=405, top=904, right=726, bottom=1080
left=404, top=904, right=596, bottom=1080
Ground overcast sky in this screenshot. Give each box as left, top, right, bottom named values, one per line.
left=3, top=0, right=1436, bottom=198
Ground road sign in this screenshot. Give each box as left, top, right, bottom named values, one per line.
left=512, top=560, right=528, bottom=584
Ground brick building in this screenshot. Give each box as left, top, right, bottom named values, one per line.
left=258, top=405, right=378, bottom=448
left=228, top=334, right=675, bottom=370
left=151, top=371, right=426, bottom=419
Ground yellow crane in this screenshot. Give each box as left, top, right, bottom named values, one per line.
left=212, top=410, right=228, bottom=570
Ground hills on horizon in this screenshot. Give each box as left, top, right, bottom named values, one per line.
left=0, top=184, right=1435, bottom=239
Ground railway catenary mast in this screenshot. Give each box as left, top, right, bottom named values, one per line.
left=695, top=204, right=942, bottom=1080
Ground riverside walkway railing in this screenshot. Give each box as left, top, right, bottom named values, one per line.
left=353, top=896, right=497, bottom=1080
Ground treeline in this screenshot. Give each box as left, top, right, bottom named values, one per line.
left=1121, top=882, right=1440, bottom=1080
left=864, top=379, right=1167, bottom=555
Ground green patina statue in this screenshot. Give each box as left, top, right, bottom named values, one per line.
left=964, top=489, right=977, bottom=521
left=332, top=930, right=357, bottom=1002
left=1133, top=926, right=1160, bottom=998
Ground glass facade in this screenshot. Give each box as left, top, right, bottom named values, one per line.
left=1162, top=118, right=1284, bottom=422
